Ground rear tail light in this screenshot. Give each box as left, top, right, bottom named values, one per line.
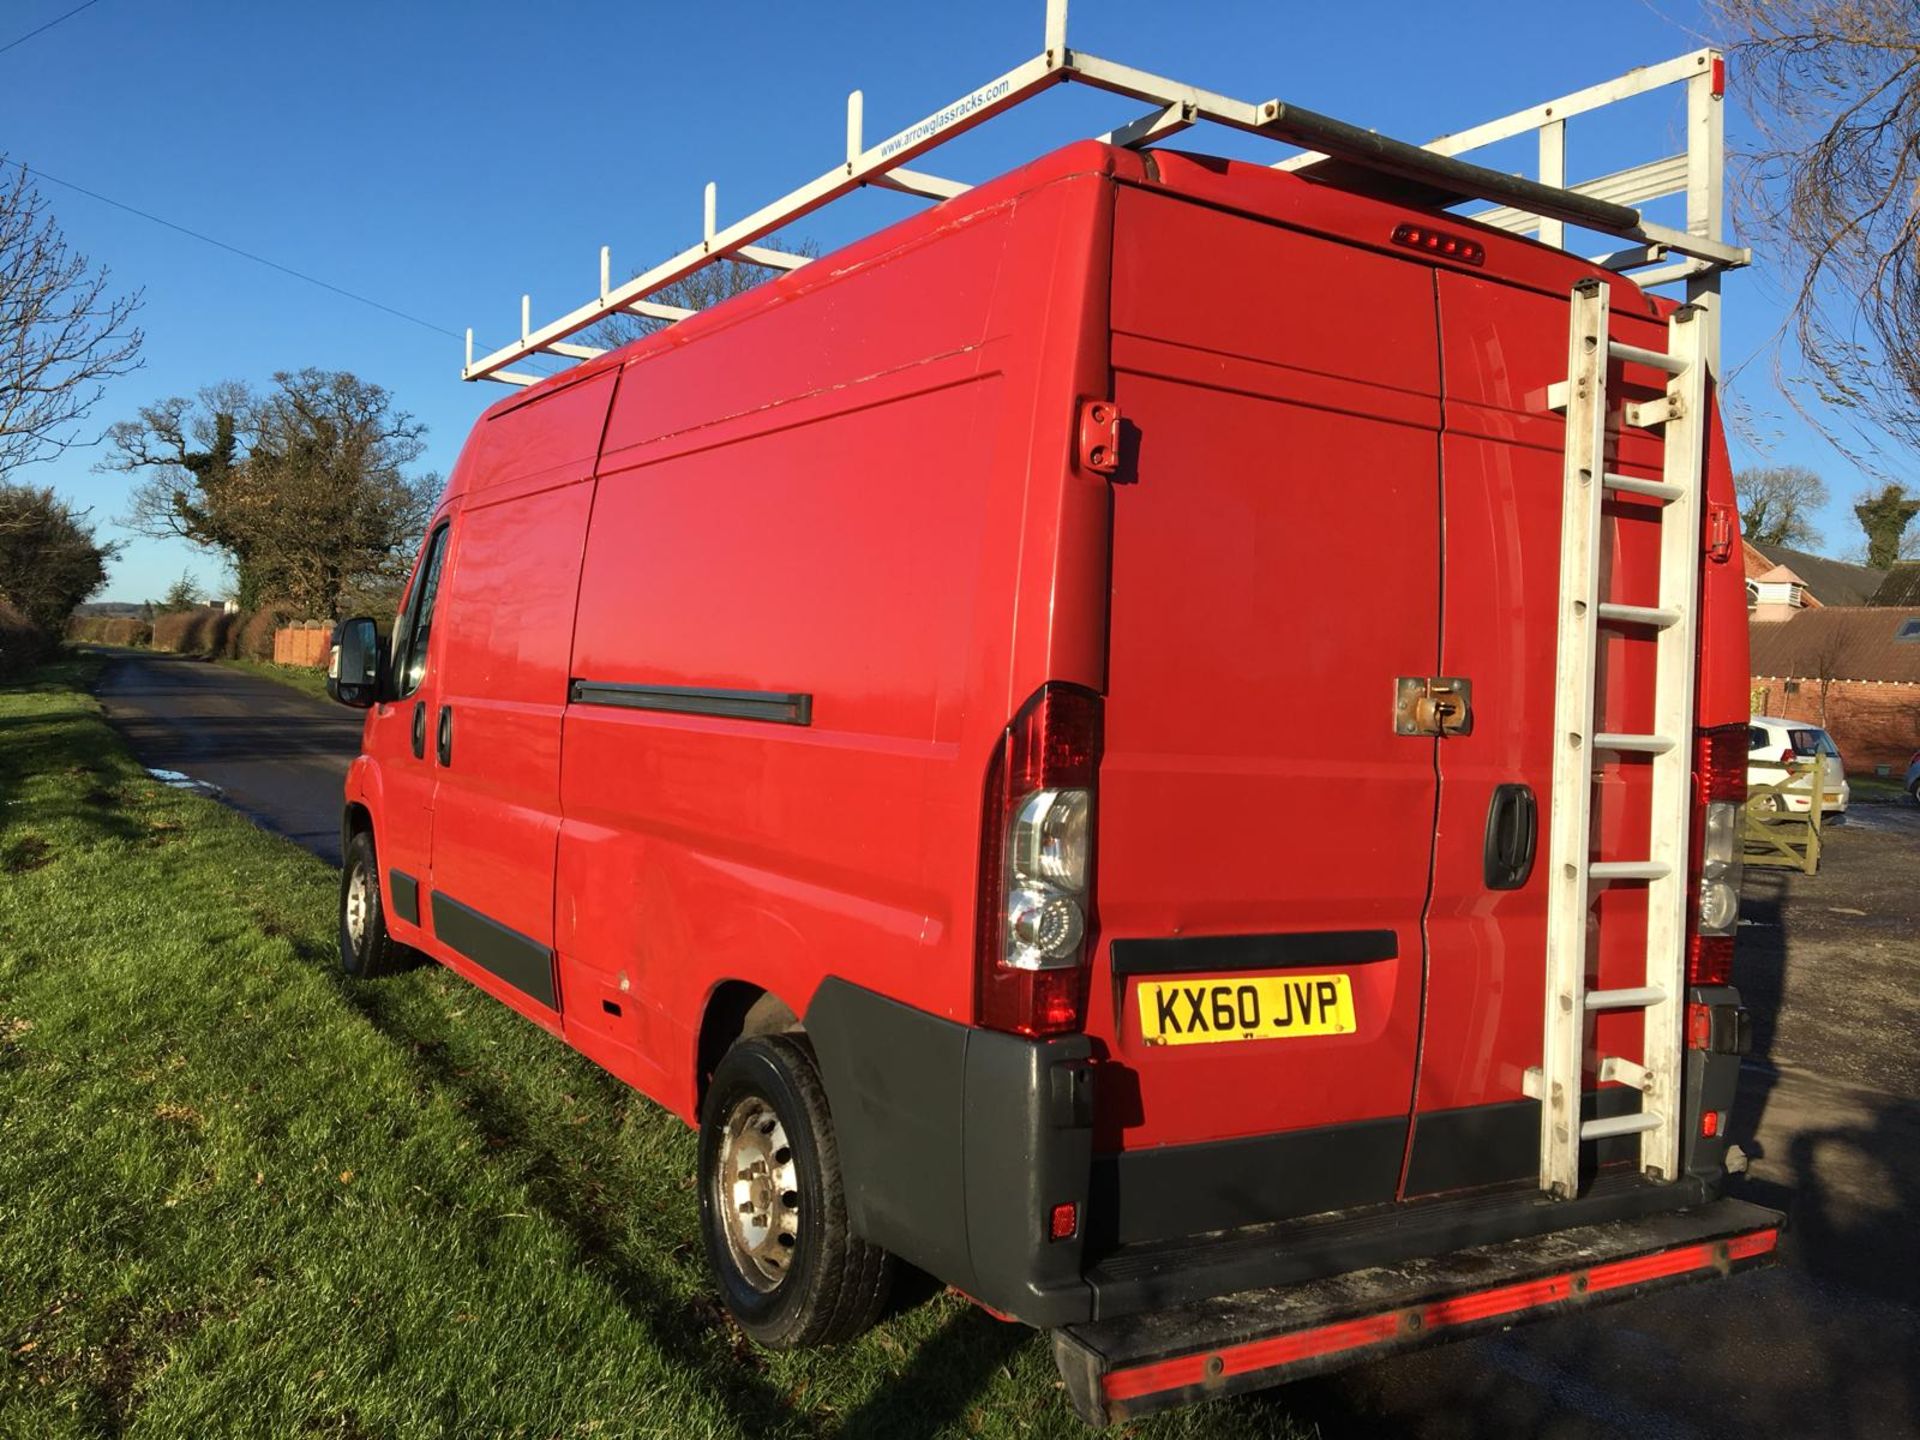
left=1688, top=724, right=1746, bottom=987
left=976, top=683, right=1102, bottom=1036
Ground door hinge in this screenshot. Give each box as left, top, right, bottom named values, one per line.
left=1706, top=501, right=1736, bottom=563
left=1077, top=398, right=1121, bottom=476
left=1395, top=676, right=1473, bottom=737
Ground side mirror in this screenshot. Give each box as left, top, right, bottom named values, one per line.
left=328, top=616, right=386, bottom=709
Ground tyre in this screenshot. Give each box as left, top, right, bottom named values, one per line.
left=697, top=1033, right=894, bottom=1348
left=338, top=829, right=411, bottom=979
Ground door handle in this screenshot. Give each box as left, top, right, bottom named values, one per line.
left=436, top=705, right=453, bottom=767
left=411, top=701, right=426, bottom=760
left=1483, top=783, right=1537, bottom=890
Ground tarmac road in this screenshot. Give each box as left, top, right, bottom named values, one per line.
left=84, top=649, right=1920, bottom=1437
left=1273, top=818, right=1920, bottom=1440
left=92, top=649, right=363, bottom=865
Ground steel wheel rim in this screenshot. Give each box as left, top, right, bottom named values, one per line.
left=715, top=1095, right=800, bottom=1292
left=345, top=863, right=370, bottom=948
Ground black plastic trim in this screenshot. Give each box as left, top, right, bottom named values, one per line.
left=1403, top=1088, right=1641, bottom=1197
left=389, top=869, right=420, bottom=926
left=429, top=893, right=557, bottom=1010
left=804, top=977, right=1095, bottom=1327
left=568, top=679, right=812, bottom=726
left=1109, top=929, right=1397, bottom=977
left=1091, top=1116, right=1405, bottom=1248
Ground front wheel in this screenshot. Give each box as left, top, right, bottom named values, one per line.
left=697, top=1033, right=894, bottom=1348
left=339, top=829, right=412, bottom=979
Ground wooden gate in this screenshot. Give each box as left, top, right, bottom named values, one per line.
left=1744, top=758, right=1826, bottom=875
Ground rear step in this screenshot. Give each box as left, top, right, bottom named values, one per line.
left=1053, top=1197, right=1782, bottom=1427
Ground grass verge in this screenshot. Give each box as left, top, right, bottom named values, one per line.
left=1845, top=773, right=1913, bottom=804
left=0, top=661, right=1310, bottom=1439
left=215, top=657, right=333, bottom=704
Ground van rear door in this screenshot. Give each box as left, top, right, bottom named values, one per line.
left=1408, top=270, right=1675, bottom=1194
left=1088, top=186, right=1441, bottom=1245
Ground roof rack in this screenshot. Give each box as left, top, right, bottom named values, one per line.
left=463, top=1, right=1746, bottom=386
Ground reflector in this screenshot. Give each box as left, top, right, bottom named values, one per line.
left=1050, top=1202, right=1079, bottom=1241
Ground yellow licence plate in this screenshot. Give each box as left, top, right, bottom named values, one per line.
left=1138, top=974, right=1357, bottom=1047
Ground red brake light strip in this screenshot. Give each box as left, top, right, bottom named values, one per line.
left=1391, top=222, right=1486, bottom=266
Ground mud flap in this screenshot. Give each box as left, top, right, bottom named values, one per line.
left=1051, top=1196, right=1783, bottom=1426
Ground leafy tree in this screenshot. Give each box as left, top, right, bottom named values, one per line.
left=1709, top=1, right=1920, bottom=470
left=107, top=370, right=440, bottom=615
left=0, top=160, right=144, bottom=481
left=0, top=482, right=113, bottom=635
left=1735, top=464, right=1828, bottom=548
left=582, top=237, right=818, bottom=351
left=1854, top=482, right=1920, bottom=568
left=156, top=572, right=204, bottom=613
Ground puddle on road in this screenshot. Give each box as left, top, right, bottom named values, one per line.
left=146, top=767, right=223, bottom=798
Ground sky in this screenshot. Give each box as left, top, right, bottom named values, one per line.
left=0, top=0, right=1870, bottom=601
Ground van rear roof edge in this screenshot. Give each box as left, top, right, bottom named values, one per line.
left=482, top=138, right=1662, bottom=423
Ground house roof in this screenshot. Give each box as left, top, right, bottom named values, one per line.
left=1744, top=541, right=1886, bottom=608
left=1869, top=561, right=1920, bottom=607
left=1748, top=605, right=1920, bottom=684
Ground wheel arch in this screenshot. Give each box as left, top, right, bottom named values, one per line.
left=695, top=981, right=802, bottom=1112
left=341, top=800, right=374, bottom=861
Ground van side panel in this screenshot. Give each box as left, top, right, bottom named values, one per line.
left=423, top=378, right=613, bottom=1028
left=1695, top=391, right=1751, bottom=726
left=553, top=180, right=1119, bottom=1121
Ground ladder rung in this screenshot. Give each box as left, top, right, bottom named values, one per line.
left=1588, top=860, right=1672, bottom=881
left=1607, top=339, right=1686, bottom=375
left=1586, top=986, right=1668, bottom=1011
left=1593, top=731, right=1676, bottom=754
left=1602, top=472, right=1684, bottom=502
left=1580, top=1112, right=1662, bottom=1142
left=1597, top=602, right=1681, bottom=629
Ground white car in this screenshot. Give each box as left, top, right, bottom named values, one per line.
left=1747, top=716, right=1850, bottom=814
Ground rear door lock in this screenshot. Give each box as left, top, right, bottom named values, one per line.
left=1395, top=676, right=1474, bottom=737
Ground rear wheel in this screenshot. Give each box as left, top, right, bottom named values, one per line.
left=697, top=1033, right=893, bottom=1348
left=339, top=829, right=411, bottom=979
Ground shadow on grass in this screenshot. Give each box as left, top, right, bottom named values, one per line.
left=838, top=1304, right=1028, bottom=1439
left=341, top=972, right=824, bottom=1436
left=0, top=677, right=149, bottom=864
left=318, top=961, right=1036, bottom=1440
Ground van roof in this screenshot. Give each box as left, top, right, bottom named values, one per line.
left=480, top=137, right=1670, bottom=426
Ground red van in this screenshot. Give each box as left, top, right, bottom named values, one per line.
left=328, top=139, right=1778, bottom=1424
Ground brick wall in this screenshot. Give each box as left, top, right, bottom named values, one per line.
left=274, top=623, right=333, bottom=669
left=1749, top=676, right=1920, bottom=774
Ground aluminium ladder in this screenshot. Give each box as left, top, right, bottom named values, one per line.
left=1531, top=278, right=1709, bottom=1200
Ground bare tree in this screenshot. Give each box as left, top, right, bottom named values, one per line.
left=582, top=237, right=818, bottom=351
left=1735, top=464, right=1829, bottom=547
left=106, top=371, right=439, bottom=615
left=1708, top=2, right=1920, bottom=470
left=1806, top=621, right=1846, bottom=726
left=0, top=159, right=144, bottom=482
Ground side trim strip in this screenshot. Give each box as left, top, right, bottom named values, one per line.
left=568, top=679, right=812, bottom=726
left=389, top=869, right=421, bottom=926
left=1110, top=929, right=1398, bottom=977
left=430, top=893, right=557, bottom=1010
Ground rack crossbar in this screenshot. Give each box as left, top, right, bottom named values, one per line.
left=463, top=3, right=1746, bottom=385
